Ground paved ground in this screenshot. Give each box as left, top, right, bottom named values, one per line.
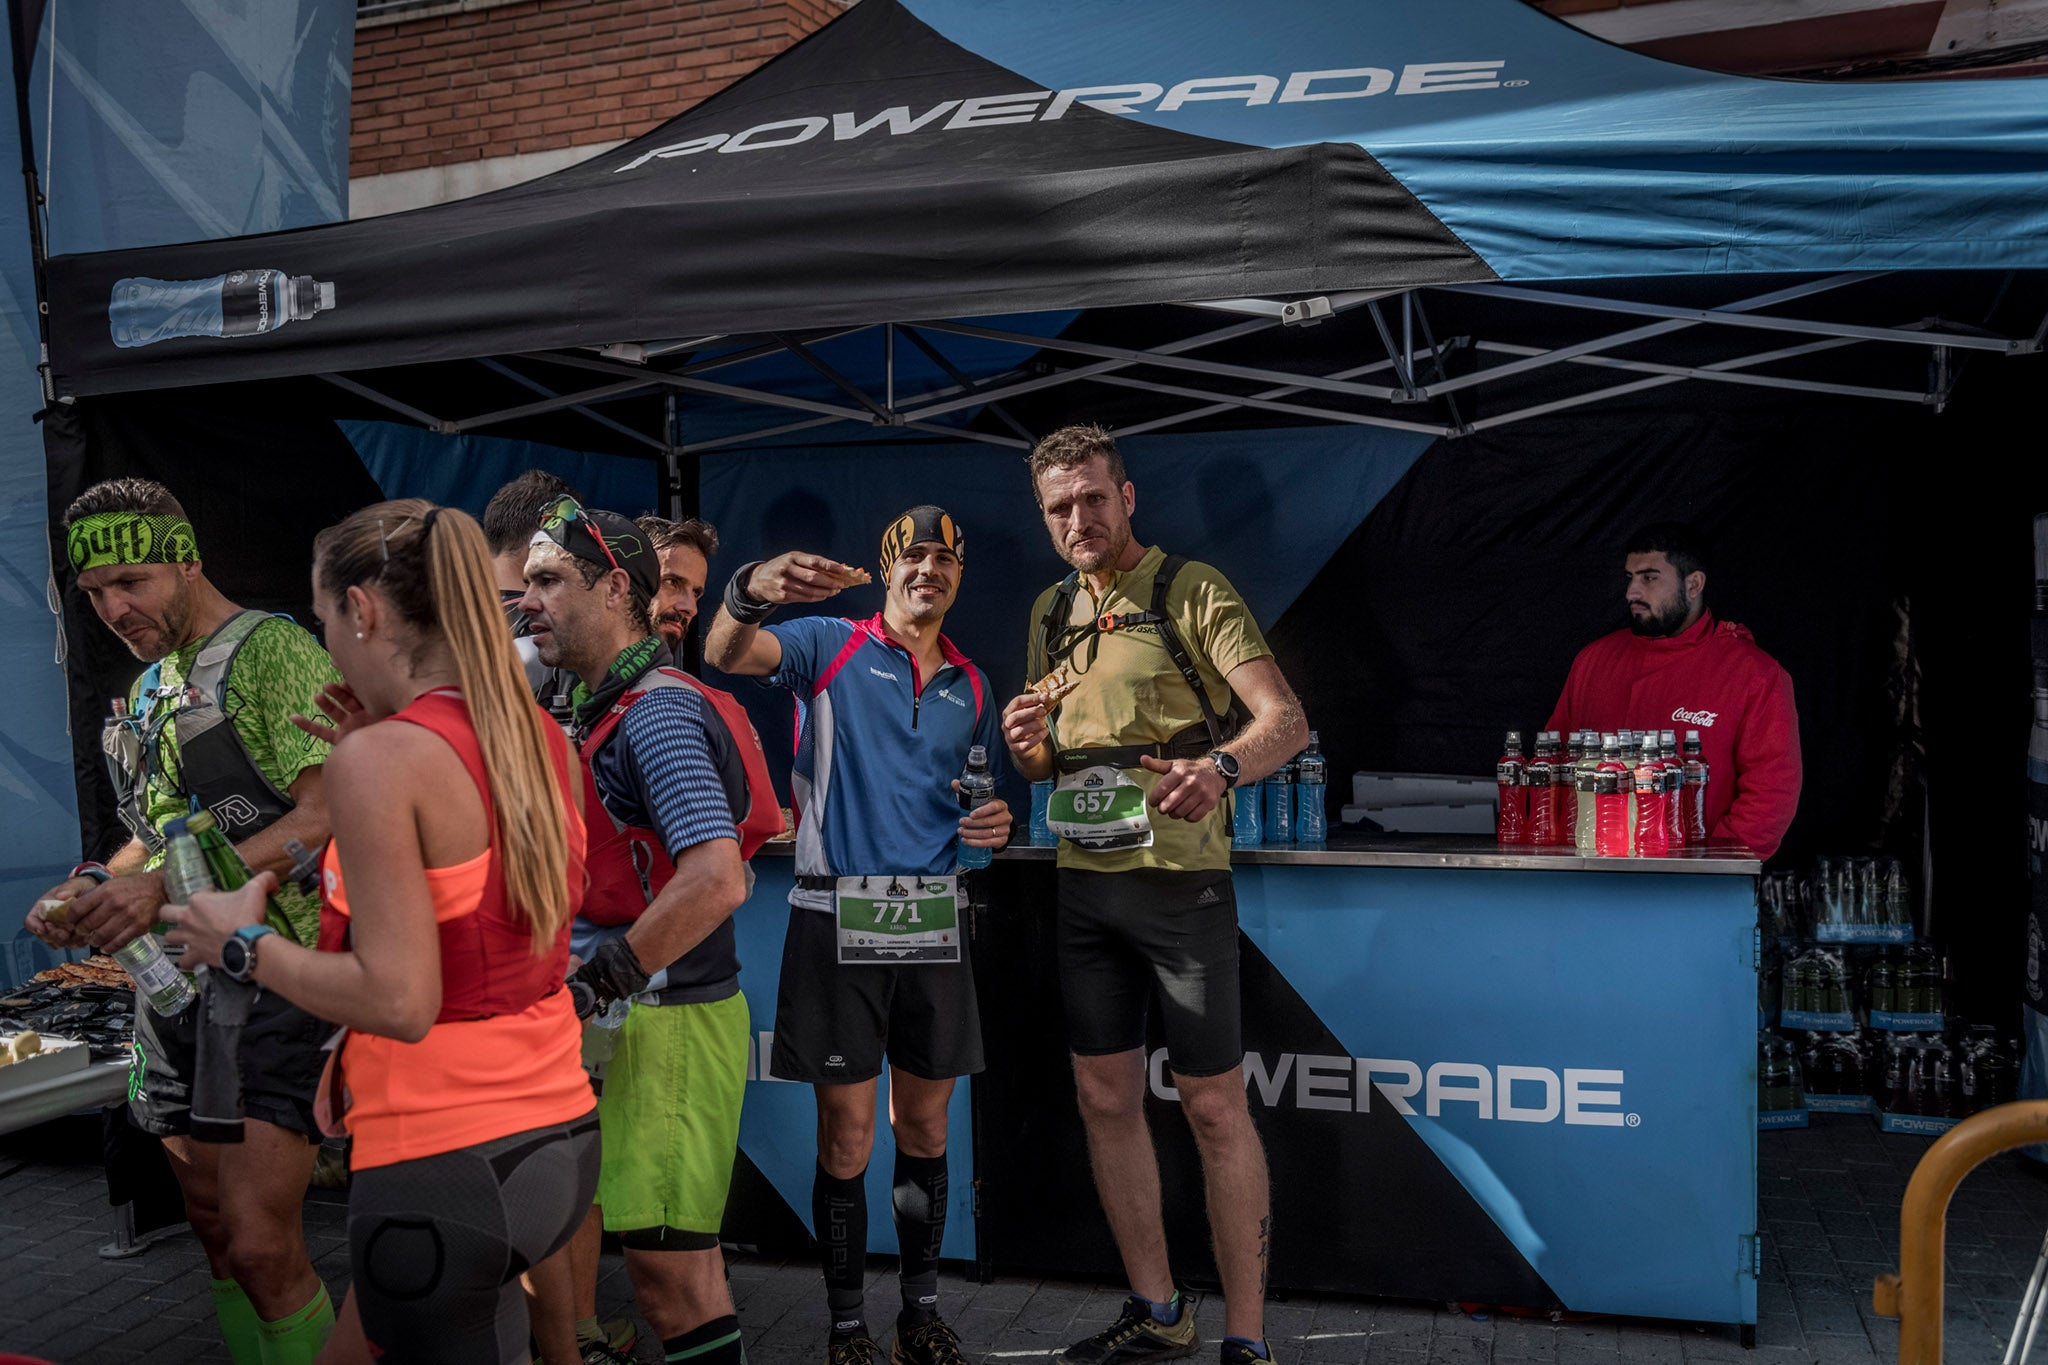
left=2, top=1111, right=2045, bottom=1364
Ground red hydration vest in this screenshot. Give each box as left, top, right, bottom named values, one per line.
left=577, top=666, right=782, bottom=926
left=316, top=689, right=582, bottom=1023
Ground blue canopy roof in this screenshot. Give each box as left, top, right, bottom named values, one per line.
left=910, top=0, right=2048, bottom=280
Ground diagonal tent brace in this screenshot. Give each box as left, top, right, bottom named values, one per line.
left=313, top=271, right=2042, bottom=458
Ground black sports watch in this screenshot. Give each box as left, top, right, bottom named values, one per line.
left=1206, top=749, right=1241, bottom=788
left=220, top=924, right=276, bottom=983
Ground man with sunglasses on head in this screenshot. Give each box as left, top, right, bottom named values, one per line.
left=27, top=477, right=340, bottom=1364
left=485, top=469, right=584, bottom=727
left=706, top=506, right=1010, bottom=1365
left=519, top=496, right=758, bottom=1365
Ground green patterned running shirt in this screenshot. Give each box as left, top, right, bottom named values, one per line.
left=130, top=614, right=341, bottom=947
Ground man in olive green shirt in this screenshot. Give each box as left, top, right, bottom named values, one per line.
left=27, top=477, right=338, bottom=1363
left=1002, top=425, right=1308, bottom=1365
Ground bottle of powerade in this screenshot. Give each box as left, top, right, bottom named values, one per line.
left=1029, top=779, right=1054, bottom=846
left=1262, top=754, right=1296, bottom=845
left=956, top=746, right=996, bottom=870
left=1294, top=732, right=1327, bottom=847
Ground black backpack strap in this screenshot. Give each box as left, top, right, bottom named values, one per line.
left=1037, top=571, right=1087, bottom=674
left=1150, top=554, right=1226, bottom=752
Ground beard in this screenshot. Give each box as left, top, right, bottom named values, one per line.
left=115, top=575, right=196, bottom=661
left=653, top=611, right=689, bottom=646
left=1627, top=586, right=1693, bottom=638
left=1059, top=521, right=1131, bottom=574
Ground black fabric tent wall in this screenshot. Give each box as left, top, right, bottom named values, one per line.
left=1268, top=365, right=2043, bottom=1025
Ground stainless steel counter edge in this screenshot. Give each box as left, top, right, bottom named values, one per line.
left=751, top=838, right=1760, bottom=876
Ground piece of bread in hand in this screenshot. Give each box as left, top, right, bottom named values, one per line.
left=1029, top=665, right=1080, bottom=708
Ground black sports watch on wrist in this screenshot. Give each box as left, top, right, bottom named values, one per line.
left=1206, top=749, right=1241, bottom=787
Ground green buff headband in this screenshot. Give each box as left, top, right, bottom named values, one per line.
left=67, top=513, right=200, bottom=572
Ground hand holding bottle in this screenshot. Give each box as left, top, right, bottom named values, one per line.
left=162, top=873, right=277, bottom=969
left=60, top=870, right=169, bottom=953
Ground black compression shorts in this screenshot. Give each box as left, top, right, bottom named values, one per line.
left=1056, top=867, right=1243, bottom=1079
left=348, top=1112, right=601, bottom=1364
left=129, top=984, right=329, bottom=1141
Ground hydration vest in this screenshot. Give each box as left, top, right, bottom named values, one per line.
left=576, top=666, right=782, bottom=926
left=1035, top=554, right=1249, bottom=774
left=103, top=610, right=297, bottom=853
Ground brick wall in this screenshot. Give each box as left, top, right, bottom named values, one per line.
left=351, top=0, right=847, bottom=180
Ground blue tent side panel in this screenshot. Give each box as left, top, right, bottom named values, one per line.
left=905, top=0, right=2048, bottom=280
left=341, top=421, right=661, bottom=524
left=2, top=0, right=353, bottom=982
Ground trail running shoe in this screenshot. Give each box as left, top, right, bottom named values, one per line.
left=579, top=1337, right=638, bottom=1365
left=829, top=1332, right=888, bottom=1365
left=892, top=1314, right=968, bottom=1365
left=1218, top=1339, right=1275, bottom=1365
left=1055, top=1295, right=1200, bottom=1365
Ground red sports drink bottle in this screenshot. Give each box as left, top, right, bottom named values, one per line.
left=1594, top=734, right=1630, bottom=856
left=1526, top=733, right=1561, bottom=846
left=1632, top=734, right=1670, bottom=857
left=1680, top=730, right=1709, bottom=844
left=1660, top=729, right=1685, bottom=848
left=1496, top=730, right=1529, bottom=844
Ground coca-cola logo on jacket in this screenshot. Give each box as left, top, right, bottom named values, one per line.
left=1671, top=707, right=1720, bottom=727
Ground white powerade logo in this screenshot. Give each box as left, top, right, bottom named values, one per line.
left=616, top=61, right=1514, bottom=173
left=1146, top=1049, right=1636, bottom=1127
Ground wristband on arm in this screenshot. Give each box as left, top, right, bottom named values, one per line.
left=69, top=863, right=112, bottom=885
left=722, top=562, right=776, bottom=626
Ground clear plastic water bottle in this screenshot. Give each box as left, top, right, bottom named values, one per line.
left=1029, top=779, right=1054, bottom=846
left=122, top=825, right=208, bottom=1017
left=1262, top=755, right=1295, bottom=845
left=109, top=270, right=336, bottom=349
left=582, top=997, right=631, bottom=1072
left=956, top=745, right=996, bottom=870
left=1294, top=732, right=1327, bottom=846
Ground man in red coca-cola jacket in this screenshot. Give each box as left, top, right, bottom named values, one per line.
left=1546, top=522, right=1801, bottom=859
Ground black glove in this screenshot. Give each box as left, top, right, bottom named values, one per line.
left=571, top=936, right=652, bottom=1007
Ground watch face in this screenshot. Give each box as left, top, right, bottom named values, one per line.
left=221, top=938, right=248, bottom=977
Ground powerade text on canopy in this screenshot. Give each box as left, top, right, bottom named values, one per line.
left=1029, top=546, right=1269, bottom=874
left=613, top=62, right=1510, bottom=172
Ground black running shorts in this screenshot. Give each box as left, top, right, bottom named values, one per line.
left=1056, top=867, right=1243, bottom=1079
left=349, top=1112, right=601, bottom=1364
left=770, top=905, right=985, bottom=1085
left=128, top=984, right=330, bottom=1141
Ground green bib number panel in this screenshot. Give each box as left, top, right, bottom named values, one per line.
left=835, top=874, right=961, bottom=964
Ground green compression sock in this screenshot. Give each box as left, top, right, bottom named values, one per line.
left=257, top=1283, right=336, bottom=1365
left=209, top=1278, right=265, bottom=1365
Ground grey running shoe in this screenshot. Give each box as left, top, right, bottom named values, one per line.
left=1056, top=1295, right=1200, bottom=1365
left=892, top=1315, right=968, bottom=1365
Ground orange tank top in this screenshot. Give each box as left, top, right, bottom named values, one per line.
left=321, top=689, right=593, bottom=1169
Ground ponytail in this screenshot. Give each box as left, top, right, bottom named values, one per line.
left=316, top=499, right=574, bottom=951
left=420, top=509, right=573, bottom=950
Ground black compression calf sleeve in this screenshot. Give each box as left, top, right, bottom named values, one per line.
left=892, top=1150, right=949, bottom=1321
left=663, top=1314, right=743, bottom=1364
left=813, top=1163, right=868, bottom=1336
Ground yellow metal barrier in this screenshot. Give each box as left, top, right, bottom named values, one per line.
left=1873, top=1101, right=2048, bottom=1365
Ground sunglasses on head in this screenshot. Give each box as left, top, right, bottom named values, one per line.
left=540, top=495, right=623, bottom=577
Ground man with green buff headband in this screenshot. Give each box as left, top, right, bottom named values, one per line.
left=28, top=477, right=341, bottom=1365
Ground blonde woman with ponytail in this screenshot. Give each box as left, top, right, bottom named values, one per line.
left=168, top=499, right=599, bottom=1365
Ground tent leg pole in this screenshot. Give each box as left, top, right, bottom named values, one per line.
left=664, top=393, right=684, bottom=521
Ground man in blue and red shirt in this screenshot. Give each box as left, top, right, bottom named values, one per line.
left=706, top=505, right=1010, bottom=1365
